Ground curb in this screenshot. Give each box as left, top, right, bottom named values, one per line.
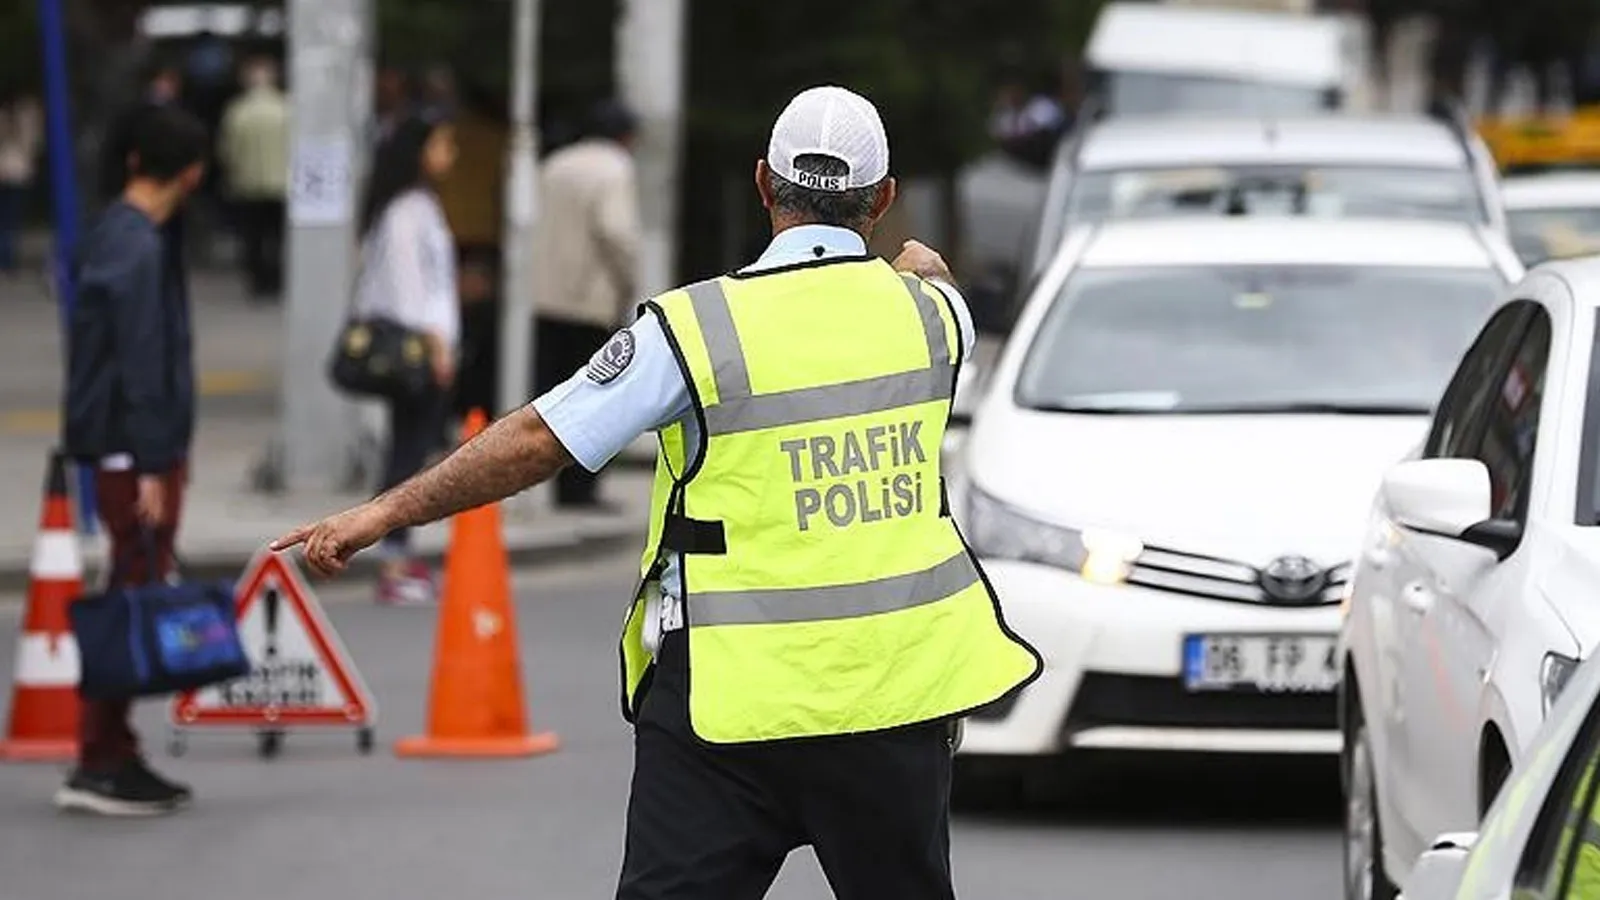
left=0, top=525, right=644, bottom=595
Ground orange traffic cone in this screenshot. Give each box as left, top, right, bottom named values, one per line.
left=0, top=452, right=83, bottom=762
left=394, top=410, right=560, bottom=759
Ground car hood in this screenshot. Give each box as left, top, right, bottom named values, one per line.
left=963, top=406, right=1427, bottom=567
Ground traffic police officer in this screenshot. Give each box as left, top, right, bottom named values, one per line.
left=274, top=84, right=1043, bottom=899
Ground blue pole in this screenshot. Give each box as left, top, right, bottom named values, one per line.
left=37, top=0, right=97, bottom=535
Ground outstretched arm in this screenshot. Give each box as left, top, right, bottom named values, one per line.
left=272, top=407, right=574, bottom=575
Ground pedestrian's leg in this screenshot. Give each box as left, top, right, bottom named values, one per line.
left=616, top=633, right=795, bottom=900
left=375, top=394, right=436, bottom=604
left=0, top=184, right=19, bottom=273
left=797, top=720, right=959, bottom=900
left=264, top=199, right=285, bottom=295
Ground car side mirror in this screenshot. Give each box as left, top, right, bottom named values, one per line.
left=1380, top=459, right=1522, bottom=561
left=1399, top=832, right=1477, bottom=900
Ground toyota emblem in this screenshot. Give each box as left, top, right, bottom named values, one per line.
left=1259, top=555, right=1327, bottom=604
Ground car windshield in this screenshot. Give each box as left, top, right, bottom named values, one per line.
left=1103, top=71, right=1331, bottom=116
left=1015, top=265, right=1505, bottom=414
left=1506, top=206, right=1600, bottom=266
left=1067, top=165, right=1485, bottom=226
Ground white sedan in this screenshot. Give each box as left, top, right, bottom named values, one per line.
left=1342, top=257, right=1600, bottom=900
left=1503, top=172, right=1600, bottom=268
left=951, top=214, right=1520, bottom=801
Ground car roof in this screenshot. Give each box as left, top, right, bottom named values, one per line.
left=1076, top=115, right=1469, bottom=171
left=1085, top=2, right=1343, bottom=87
left=1076, top=217, right=1500, bottom=269
left=1536, top=256, right=1600, bottom=306
left=1502, top=173, right=1600, bottom=211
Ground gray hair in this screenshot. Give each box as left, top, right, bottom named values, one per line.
left=768, top=154, right=882, bottom=230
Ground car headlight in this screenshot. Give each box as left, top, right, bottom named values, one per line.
left=1540, top=653, right=1579, bottom=717
left=963, top=485, right=1143, bottom=585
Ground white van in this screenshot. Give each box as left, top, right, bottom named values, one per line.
left=1085, top=2, right=1360, bottom=116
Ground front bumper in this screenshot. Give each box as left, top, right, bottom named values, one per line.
left=962, top=558, right=1342, bottom=757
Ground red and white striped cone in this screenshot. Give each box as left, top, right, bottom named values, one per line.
left=0, top=452, right=83, bottom=762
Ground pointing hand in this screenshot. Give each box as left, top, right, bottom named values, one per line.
left=270, top=502, right=392, bottom=576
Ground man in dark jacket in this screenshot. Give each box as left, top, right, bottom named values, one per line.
left=58, top=105, right=207, bottom=816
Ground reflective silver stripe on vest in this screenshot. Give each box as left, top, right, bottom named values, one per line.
left=688, top=551, right=980, bottom=626
left=686, top=279, right=752, bottom=402
left=702, top=364, right=954, bottom=435
left=901, top=275, right=952, bottom=367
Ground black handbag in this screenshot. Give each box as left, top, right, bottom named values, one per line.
left=327, top=315, right=434, bottom=401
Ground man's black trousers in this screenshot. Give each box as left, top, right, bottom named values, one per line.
left=617, top=630, right=959, bottom=900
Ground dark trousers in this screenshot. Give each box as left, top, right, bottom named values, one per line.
left=0, top=182, right=21, bottom=273
left=234, top=197, right=284, bottom=297
left=534, top=316, right=612, bottom=506
left=379, top=387, right=449, bottom=555
left=78, top=464, right=187, bottom=772
left=617, top=631, right=958, bottom=900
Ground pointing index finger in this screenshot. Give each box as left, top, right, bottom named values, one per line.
left=269, top=525, right=314, bottom=552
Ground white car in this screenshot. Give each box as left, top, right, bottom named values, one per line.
left=1342, top=257, right=1600, bottom=900
left=1023, top=113, right=1507, bottom=283
left=1394, top=648, right=1600, bottom=900
left=1503, top=173, right=1600, bottom=268
left=1083, top=1, right=1357, bottom=118
left=952, top=215, right=1520, bottom=802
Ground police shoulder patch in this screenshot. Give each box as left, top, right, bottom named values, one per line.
left=586, top=328, right=637, bottom=384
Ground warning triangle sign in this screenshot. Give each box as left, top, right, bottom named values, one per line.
left=171, top=549, right=376, bottom=728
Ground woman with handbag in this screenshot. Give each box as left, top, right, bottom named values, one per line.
left=346, top=114, right=461, bottom=606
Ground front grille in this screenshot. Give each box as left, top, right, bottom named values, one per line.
left=1125, top=545, right=1349, bottom=607
left=1064, top=673, right=1337, bottom=734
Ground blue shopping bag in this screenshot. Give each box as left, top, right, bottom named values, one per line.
left=69, top=540, right=250, bottom=700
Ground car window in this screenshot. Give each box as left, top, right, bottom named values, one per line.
left=1068, top=166, right=1486, bottom=227
left=1425, top=304, right=1530, bottom=459
left=1506, top=207, right=1600, bottom=267
left=1013, top=265, right=1504, bottom=414
left=1100, top=71, right=1330, bottom=117
left=1471, top=309, right=1552, bottom=522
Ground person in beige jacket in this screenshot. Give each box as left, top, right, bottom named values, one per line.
left=529, top=99, right=640, bottom=509
left=0, top=90, right=41, bottom=275
left=219, top=57, right=289, bottom=299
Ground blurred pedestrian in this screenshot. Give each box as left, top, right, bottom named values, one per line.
left=219, top=56, right=289, bottom=300
left=99, top=61, right=192, bottom=305
left=0, top=89, right=42, bottom=275
left=529, top=98, right=640, bottom=510
left=419, top=65, right=458, bottom=123
left=371, top=66, right=412, bottom=149
left=59, top=105, right=209, bottom=816
left=351, top=115, right=462, bottom=606
left=273, top=85, right=1041, bottom=900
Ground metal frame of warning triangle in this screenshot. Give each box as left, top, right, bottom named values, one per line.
left=167, top=549, right=377, bottom=755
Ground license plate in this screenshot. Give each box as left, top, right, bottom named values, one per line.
left=1183, top=634, right=1340, bottom=693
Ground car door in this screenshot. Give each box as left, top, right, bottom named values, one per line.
left=1402, top=302, right=1553, bottom=847
left=1383, top=302, right=1531, bottom=850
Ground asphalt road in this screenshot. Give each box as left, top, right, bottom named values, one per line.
left=0, top=550, right=1340, bottom=899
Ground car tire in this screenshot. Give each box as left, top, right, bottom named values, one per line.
left=1344, top=720, right=1399, bottom=900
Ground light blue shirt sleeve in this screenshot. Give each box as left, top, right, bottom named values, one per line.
left=530, top=310, right=692, bottom=473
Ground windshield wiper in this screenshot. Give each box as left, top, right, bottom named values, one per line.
left=1027, top=401, right=1430, bottom=416
left=1161, top=402, right=1431, bottom=416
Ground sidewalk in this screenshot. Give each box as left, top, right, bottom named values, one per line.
left=0, top=266, right=650, bottom=593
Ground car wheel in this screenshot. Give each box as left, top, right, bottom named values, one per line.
left=1345, top=721, right=1399, bottom=900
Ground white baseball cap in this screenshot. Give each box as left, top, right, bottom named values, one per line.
left=766, top=86, right=890, bottom=192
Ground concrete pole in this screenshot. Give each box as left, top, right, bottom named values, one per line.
left=278, top=0, right=369, bottom=492
left=617, top=0, right=687, bottom=301
left=499, top=0, right=542, bottom=420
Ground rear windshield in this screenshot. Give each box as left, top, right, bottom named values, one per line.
left=1068, top=165, right=1487, bottom=226
left=1506, top=206, right=1600, bottom=267
left=1016, top=265, right=1506, bottom=415
left=1100, top=71, right=1332, bottom=116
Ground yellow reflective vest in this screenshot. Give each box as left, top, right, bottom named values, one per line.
left=619, top=256, right=1042, bottom=744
